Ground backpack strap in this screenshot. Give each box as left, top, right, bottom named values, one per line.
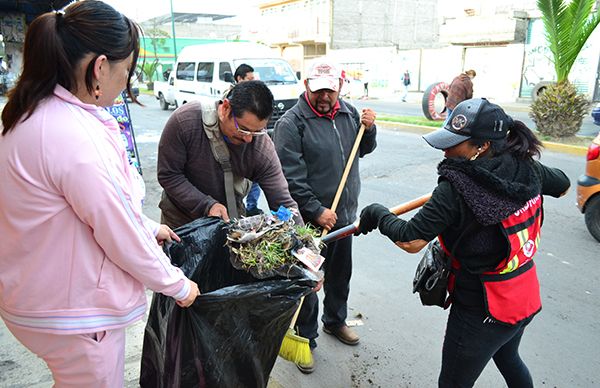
left=201, top=102, right=240, bottom=219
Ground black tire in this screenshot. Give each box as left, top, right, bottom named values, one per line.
left=584, top=195, right=600, bottom=243
left=531, top=81, right=554, bottom=101
left=159, top=93, right=169, bottom=110
left=421, top=82, right=449, bottom=121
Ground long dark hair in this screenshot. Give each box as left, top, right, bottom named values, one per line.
left=1, top=0, right=140, bottom=135
left=471, top=120, right=542, bottom=160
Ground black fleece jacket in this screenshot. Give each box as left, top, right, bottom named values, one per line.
left=377, top=153, right=570, bottom=309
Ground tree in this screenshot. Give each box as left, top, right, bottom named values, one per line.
left=530, top=0, right=600, bottom=137
left=140, top=60, right=160, bottom=90
left=140, top=23, right=170, bottom=90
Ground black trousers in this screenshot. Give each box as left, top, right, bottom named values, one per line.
left=295, top=234, right=353, bottom=348
left=439, top=304, right=534, bottom=388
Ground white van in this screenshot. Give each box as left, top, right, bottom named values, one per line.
left=170, top=42, right=303, bottom=128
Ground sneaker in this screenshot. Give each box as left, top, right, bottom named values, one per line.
left=323, top=324, right=359, bottom=346
left=296, top=354, right=315, bottom=374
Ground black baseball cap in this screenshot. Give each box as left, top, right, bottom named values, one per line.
left=423, top=98, right=513, bottom=150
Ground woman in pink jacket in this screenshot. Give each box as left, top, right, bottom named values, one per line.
left=0, top=1, right=199, bottom=386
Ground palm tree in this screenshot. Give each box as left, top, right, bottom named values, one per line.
left=530, top=0, right=600, bottom=137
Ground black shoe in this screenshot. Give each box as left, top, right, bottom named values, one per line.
left=296, top=356, right=315, bottom=374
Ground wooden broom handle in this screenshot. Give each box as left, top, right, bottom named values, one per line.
left=321, top=123, right=367, bottom=237
left=320, top=192, right=433, bottom=245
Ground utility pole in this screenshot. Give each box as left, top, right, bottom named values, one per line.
left=170, top=0, right=177, bottom=63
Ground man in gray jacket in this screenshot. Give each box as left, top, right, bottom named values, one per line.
left=273, top=60, right=377, bottom=373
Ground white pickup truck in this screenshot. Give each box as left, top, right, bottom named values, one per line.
left=153, top=73, right=177, bottom=110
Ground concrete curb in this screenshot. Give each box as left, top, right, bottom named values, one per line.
left=376, top=120, right=588, bottom=156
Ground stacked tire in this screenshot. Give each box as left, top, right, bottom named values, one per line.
left=421, top=82, right=449, bottom=121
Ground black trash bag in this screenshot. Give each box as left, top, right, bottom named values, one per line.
left=140, top=217, right=316, bottom=388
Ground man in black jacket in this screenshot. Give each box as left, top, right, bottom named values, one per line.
left=273, top=60, right=377, bottom=374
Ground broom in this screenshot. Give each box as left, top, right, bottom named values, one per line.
left=279, top=124, right=367, bottom=364
left=278, top=192, right=431, bottom=365
left=278, top=295, right=311, bottom=363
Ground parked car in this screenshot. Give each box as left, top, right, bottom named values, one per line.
left=153, top=72, right=176, bottom=110
left=592, top=102, right=600, bottom=125
left=577, top=105, right=600, bottom=242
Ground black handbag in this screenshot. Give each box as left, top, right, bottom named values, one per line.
left=412, top=240, right=451, bottom=308
left=412, top=222, right=476, bottom=308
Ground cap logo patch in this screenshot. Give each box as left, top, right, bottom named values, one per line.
left=314, top=64, right=333, bottom=76
left=451, top=114, right=468, bottom=131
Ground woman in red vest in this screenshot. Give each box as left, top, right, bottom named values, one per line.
left=357, top=98, right=570, bottom=387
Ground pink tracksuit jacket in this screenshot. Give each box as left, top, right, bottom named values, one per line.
left=0, top=85, right=190, bottom=334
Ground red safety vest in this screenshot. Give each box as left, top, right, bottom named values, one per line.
left=442, top=194, right=543, bottom=325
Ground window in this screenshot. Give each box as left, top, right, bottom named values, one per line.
left=219, top=62, right=233, bottom=82
left=197, top=62, right=214, bottom=83
left=176, top=62, right=195, bottom=81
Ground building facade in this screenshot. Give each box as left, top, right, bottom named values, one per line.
left=255, top=0, right=600, bottom=102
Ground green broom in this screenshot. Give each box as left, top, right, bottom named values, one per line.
left=279, top=296, right=312, bottom=364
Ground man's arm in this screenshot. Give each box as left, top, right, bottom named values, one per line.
left=157, top=111, right=218, bottom=219
left=273, top=116, right=324, bottom=222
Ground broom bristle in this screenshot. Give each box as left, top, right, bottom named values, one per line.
left=279, top=328, right=313, bottom=365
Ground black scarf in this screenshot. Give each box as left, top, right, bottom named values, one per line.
left=438, top=153, right=541, bottom=226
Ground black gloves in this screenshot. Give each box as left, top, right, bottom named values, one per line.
left=355, top=203, right=391, bottom=235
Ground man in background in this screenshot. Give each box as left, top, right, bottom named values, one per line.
left=233, top=64, right=265, bottom=216
left=234, top=63, right=255, bottom=83
left=401, top=69, right=411, bottom=102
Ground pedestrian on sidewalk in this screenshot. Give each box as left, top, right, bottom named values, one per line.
left=401, top=69, right=411, bottom=102
left=444, top=69, right=476, bottom=126
left=0, top=2, right=199, bottom=387
left=357, top=98, right=570, bottom=388
left=361, top=68, right=371, bottom=99
left=273, top=60, right=377, bottom=374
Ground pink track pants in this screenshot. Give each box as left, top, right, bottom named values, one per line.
left=4, top=320, right=126, bottom=388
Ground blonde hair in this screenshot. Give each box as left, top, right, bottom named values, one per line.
left=465, top=69, right=477, bottom=77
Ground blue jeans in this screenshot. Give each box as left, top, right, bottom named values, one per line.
left=439, top=305, right=534, bottom=388
left=245, top=182, right=261, bottom=211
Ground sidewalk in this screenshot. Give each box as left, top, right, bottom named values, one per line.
left=376, top=120, right=588, bottom=156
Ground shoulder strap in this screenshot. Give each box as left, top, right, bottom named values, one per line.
left=201, top=102, right=239, bottom=219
